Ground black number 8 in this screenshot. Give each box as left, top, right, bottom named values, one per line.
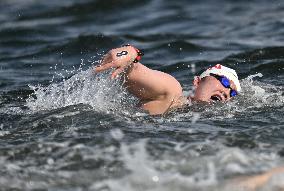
left=116, top=51, right=128, bottom=57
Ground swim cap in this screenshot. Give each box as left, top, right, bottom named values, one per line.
left=199, top=64, right=241, bottom=92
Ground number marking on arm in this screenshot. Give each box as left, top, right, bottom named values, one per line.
left=116, top=51, right=128, bottom=57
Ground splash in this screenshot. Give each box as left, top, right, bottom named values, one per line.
left=238, top=73, right=284, bottom=107
left=26, top=67, right=137, bottom=114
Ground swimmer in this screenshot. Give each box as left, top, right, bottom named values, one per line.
left=94, top=45, right=241, bottom=115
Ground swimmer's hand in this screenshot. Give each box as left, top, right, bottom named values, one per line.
left=94, top=46, right=138, bottom=79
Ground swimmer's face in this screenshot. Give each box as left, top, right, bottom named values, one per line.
left=191, top=76, right=237, bottom=102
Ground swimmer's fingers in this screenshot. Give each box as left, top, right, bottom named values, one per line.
left=94, top=46, right=136, bottom=74
left=94, top=61, right=116, bottom=73
left=111, top=67, right=124, bottom=79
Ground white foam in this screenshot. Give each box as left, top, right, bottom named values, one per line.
left=0, top=130, right=10, bottom=136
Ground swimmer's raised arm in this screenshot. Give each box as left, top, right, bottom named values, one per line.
left=94, top=45, right=183, bottom=115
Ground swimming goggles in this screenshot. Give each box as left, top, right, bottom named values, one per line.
left=210, top=73, right=238, bottom=97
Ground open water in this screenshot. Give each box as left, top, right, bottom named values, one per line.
left=0, top=0, right=284, bottom=190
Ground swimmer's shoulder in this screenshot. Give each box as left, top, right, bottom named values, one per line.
left=153, top=69, right=183, bottom=97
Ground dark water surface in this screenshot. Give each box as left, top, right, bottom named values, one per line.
left=0, top=0, right=284, bottom=190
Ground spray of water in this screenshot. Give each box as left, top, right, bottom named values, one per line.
left=26, top=67, right=137, bottom=114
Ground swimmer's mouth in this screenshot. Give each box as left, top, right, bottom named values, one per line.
left=210, top=95, right=222, bottom=101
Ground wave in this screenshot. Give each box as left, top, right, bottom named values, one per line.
left=227, top=46, right=284, bottom=61
left=17, top=0, right=152, bottom=21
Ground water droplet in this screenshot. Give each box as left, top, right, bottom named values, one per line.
left=47, top=158, right=54, bottom=165
left=152, top=175, right=159, bottom=182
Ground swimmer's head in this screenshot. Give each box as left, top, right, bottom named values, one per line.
left=191, top=64, right=241, bottom=102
